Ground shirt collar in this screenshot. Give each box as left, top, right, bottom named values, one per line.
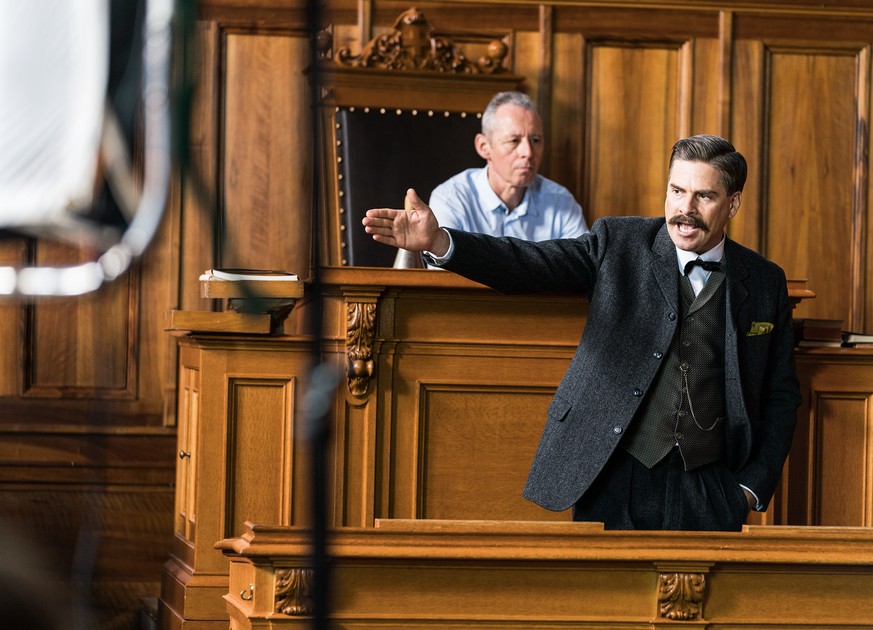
left=474, top=166, right=505, bottom=214
left=676, top=235, right=726, bottom=275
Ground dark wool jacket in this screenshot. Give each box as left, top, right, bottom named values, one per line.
left=443, top=216, right=801, bottom=512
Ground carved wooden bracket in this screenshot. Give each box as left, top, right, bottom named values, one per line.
left=657, top=571, right=706, bottom=621
left=334, top=7, right=508, bottom=74
left=347, top=301, right=376, bottom=397
left=275, top=567, right=314, bottom=616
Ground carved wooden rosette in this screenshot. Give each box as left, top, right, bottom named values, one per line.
left=657, top=571, right=706, bottom=621
left=335, top=7, right=507, bottom=75
left=347, top=301, right=376, bottom=397
left=275, top=567, right=315, bottom=616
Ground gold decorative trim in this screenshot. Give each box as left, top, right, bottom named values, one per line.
left=335, top=7, right=507, bottom=74
left=275, top=568, right=314, bottom=616
left=347, top=301, right=376, bottom=397
left=658, top=571, right=706, bottom=620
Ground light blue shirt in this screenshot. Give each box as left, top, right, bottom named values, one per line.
left=428, top=166, right=588, bottom=240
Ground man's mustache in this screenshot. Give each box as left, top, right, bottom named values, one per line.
left=669, top=215, right=709, bottom=231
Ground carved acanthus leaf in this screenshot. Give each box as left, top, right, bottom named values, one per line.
left=275, top=567, right=314, bottom=616
left=658, top=572, right=706, bottom=620
left=346, top=301, right=376, bottom=397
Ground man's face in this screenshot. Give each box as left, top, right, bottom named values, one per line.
left=665, top=159, right=741, bottom=254
left=475, top=103, right=544, bottom=190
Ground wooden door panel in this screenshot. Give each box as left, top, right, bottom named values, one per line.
left=764, top=47, right=860, bottom=322
left=586, top=43, right=683, bottom=222
left=390, top=351, right=573, bottom=522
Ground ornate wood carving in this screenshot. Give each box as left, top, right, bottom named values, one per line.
left=275, top=567, right=314, bottom=615
left=657, top=571, right=706, bottom=620
left=347, top=301, right=376, bottom=397
left=335, top=7, right=507, bottom=74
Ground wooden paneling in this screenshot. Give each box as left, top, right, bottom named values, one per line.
left=418, top=384, right=568, bottom=521
left=27, top=264, right=136, bottom=398
left=763, top=45, right=860, bottom=322
left=791, top=348, right=873, bottom=526
left=226, top=377, right=296, bottom=536
left=813, top=394, right=871, bottom=526
left=729, top=38, right=766, bottom=251
left=550, top=32, right=585, bottom=203
left=179, top=22, right=221, bottom=314
left=221, top=32, right=313, bottom=278
left=175, top=364, right=199, bottom=541
left=691, top=37, right=721, bottom=134
left=586, top=43, right=683, bottom=222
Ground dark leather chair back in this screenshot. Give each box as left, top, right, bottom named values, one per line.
left=336, top=107, right=483, bottom=267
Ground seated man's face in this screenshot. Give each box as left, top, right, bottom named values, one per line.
left=476, top=104, right=544, bottom=191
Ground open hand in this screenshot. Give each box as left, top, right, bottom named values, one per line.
left=362, top=188, right=449, bottom=255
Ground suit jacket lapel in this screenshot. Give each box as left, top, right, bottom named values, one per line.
left=723, top=239, right=753, bottom=442
left=651, top=223, right=679, bottom=314
left=725, top=239, right=751, bottom=327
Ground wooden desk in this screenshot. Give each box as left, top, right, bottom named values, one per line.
left=160, top=269, right=585, bottom=629
left=217, top=519, right=873, bottom=628
left=160, top=268, right=869, bottom=629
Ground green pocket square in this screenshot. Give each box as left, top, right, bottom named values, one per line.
left=747, top=321, right=774, bottom=336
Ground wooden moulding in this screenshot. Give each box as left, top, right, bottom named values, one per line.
left=164, top=309, right=275, bottom=334
left=164, top=278, right=304, bottom=335
left=217, top=520, right=873, bottom=628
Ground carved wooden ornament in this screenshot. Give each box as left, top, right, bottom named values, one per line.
left=346, top=301, right=376, bottom=397
left=275, top=567, right=315, bottom=616
left=336, top=7, right=507, bottom=74
left=658, top=571, right=706, bottom=620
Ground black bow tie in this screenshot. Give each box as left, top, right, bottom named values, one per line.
left=684, top=258, right=721, bottom=275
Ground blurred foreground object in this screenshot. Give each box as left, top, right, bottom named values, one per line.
left=0, top=0, right=174, bottom=296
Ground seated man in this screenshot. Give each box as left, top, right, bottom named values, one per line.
left=429, top=91, right=588, bottom=240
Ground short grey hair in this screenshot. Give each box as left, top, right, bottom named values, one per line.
left=669, top=134, right=748, bottom=195
left=481, top=91, right=538, bottom=138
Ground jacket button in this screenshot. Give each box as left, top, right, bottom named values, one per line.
left=668, top=312, right=677, bottom=321
left=613, top=426, right=622, bottom=434
left=633, top=388, right=643, bottom=397
left=653, top=351, right=663, bottom=359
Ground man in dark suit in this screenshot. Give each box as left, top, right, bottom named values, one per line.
left=363, top=135, right=801, bottom=531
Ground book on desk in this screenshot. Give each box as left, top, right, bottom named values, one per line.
left=166, top=268, right=303, bottom=335
left=793, top=317, right=873, bottom=348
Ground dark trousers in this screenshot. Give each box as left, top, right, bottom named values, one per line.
left=572, top=447, right=749, bottom=531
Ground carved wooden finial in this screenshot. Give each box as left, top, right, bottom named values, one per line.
left=335, top=7, right=507, bottom=75
left=314, top=28, right=333, bottom=59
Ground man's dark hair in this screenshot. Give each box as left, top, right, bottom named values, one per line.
left=669, top=135, right=747, bottom=195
